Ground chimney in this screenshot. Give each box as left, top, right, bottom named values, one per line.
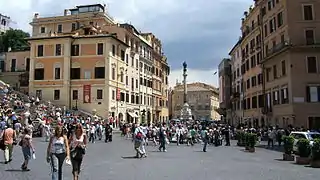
left=34, top=13, right=39, bottom=19
left=64, top=9, right=68, bottom=16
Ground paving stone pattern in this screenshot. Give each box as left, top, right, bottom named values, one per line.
left=0, top=137, right=319, bottom=180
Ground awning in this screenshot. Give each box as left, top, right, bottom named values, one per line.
left=128, top=112, right=138, bottom=118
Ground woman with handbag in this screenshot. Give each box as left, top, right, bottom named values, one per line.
left=69, top=124, right=87, bottom=180
left=46, top=125, right=70, bottom=180
left=20, top=128, right=35, bottom=171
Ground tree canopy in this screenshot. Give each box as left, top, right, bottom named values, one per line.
left=0, top=29, right=30, bottom=53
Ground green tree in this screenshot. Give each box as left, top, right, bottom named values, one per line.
left=0, top=29, right=30, bottom=53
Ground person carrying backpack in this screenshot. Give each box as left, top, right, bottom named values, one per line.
left=133, top=125, right=146, bottom=158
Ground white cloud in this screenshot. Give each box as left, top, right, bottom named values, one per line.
left=169, top=69, right=219, bottom=88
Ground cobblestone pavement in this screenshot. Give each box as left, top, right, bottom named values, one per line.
left=0, top=137, right=320, bottom=180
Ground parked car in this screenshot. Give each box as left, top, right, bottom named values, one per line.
left=289, top=131, right=320, bottom=152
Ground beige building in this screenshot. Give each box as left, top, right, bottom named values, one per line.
left=0, top=50, right=30, bottom=92
left=27, top=4, right=170, bottom=125
left=228, top=0, right=320, bottom=129
left=170, top=82, right=220, bottom=121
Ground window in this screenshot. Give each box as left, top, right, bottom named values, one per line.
left=36, top=90, right=42, bottom=99
left=54, top=67, right=60, bottom=79
left=26, top=58, right=30, bottom=71
left=250, top=56, right=256, bottom=68
left=136, top=79, right=138, bottom=88
left=273, top=90, right=279, bottom=105
left=72, top=23, right=76, bottom=31
left=264, top=24, right=268, bottom=37
left=126, top=93, right=129, bottom=103
left=246, top=79, right=250, bottom=89
left=269, top=18, right=276, bottom=33
left=111, top=68, right=115, bottom=80
left=97, top=43, right=103, bottom=55
left=305, top=29, right=315, bottom=45
left=281, top=60, right=286, bottom=75
left=71, top=45, right=79, bottom=56
left=55, top=44, right=61, bottom=56
left=57, top=24, right=62, bottom=33
left=112, top=45, right=116, bottom=56
left=34, top=68, right=44, bottom=80
left=251, top=76, right=257, bottom=87
left=54, top=90, right=60, bottom=100
left=40, top=27, right=45, bottom=33
left=72, top=90, right=78, bottom=100
left=252, top=96, right=257, bottom=108
left=303, top=5, right=313, bottom=21
left=306, top=86, right=320, bottom=102
left=97, top=90, right=103, bottom=100
left=120, top=74, right=123, bottom=83
left=126, top=54, right=129, bottom=64
left=11, top=59, right=16, bottom=72
left=307, top=56, right=317, bottom=73
left=266, top=68, right=271, bottom=82
left=112, top=90, right=115, bottom=100
left=277, top=12, right=283, bottom=27
left=125, top=76, right=129, bottom=85
left=280, top=87, right=289, bottom=104
left=94, top=67, right=105, bottom=78
left=273, top=65, right=277, bottom=79
left=258, top=95, right=264, bottom=107
left=37, top=45, right=44, bottom=57
left=84, top=71, right=91, bottom=79
left=120, top=50, right=125, bottom=61
left=70, top=68, right=80, bottom=79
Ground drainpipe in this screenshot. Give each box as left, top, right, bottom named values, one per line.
left=69, top=38, right=75, bottom=110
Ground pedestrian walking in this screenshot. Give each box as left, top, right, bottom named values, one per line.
left=69, top=124, right=87, bottom=180
left=19, top=128, right=35, bottom=171
left=202, top=127, right=209, bottom=152
left=46, top=125, right=70, bottom=180
left=0, top=123, right=16, bottom=164
left=158, top=123, right=167, bottom=152
left=133, top=125, right=146, bottom=158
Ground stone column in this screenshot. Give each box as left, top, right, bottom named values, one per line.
left=183, top=61, right=188, bottom=103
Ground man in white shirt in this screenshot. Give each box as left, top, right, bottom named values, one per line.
left=134, top=125, right=147, bottom=158
left=89, top=124, right=96, bottom=143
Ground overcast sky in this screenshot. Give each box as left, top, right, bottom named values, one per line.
left=0, top=0, right=252, bottom=87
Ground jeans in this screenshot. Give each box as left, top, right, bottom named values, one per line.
left=203, top=139, right=208, bottom=152
left=4, top=144, right=13, bottom=162
left=159, top=139, right=166, bottom=151
left=89, top=133, right=95, bottom=143
left=134, top=141, right=143, bottom=157
left=51, top=153, right=66, bottom=180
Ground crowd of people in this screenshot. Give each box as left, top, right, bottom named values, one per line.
left=0, top=86, right=116, bottom=180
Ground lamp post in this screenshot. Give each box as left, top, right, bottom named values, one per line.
left=141, top=109, right=146, bottom=124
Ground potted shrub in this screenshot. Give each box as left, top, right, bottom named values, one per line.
left=296, top=138, right=311, bottom=165
left=237, top=132, right=245, bottom=146
left=244, top=133, right=250, bottom=150
left=311, top=138, right=320, bottom=168
left=247, top=133, right=257, bottom=152
left=282, top=136, right=295, bottom=161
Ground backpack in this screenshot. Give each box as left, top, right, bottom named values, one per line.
left=135, top=129, right=143, bottom=140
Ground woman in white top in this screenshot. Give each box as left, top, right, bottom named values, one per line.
left=69, top=124, right=87, bottom=180
left=46, top=125, right=70, bottom=180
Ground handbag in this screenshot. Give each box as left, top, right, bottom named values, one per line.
left=0, top=129, right=6, bottom=150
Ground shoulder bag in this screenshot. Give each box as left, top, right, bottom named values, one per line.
left=0, top=129, right=6, bottom=150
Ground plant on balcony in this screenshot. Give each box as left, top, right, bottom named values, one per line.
left=247, top=133, right=257, bottom=152
left=296, top=138, right=311, bottom=165
left=282, top=136, right=294, bottom=161
left=311, top=138, right=320, bottom=168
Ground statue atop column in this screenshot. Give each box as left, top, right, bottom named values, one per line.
left=182, top=61, right=188, bottom=103
left=180, top=61, right=193, bottom=123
